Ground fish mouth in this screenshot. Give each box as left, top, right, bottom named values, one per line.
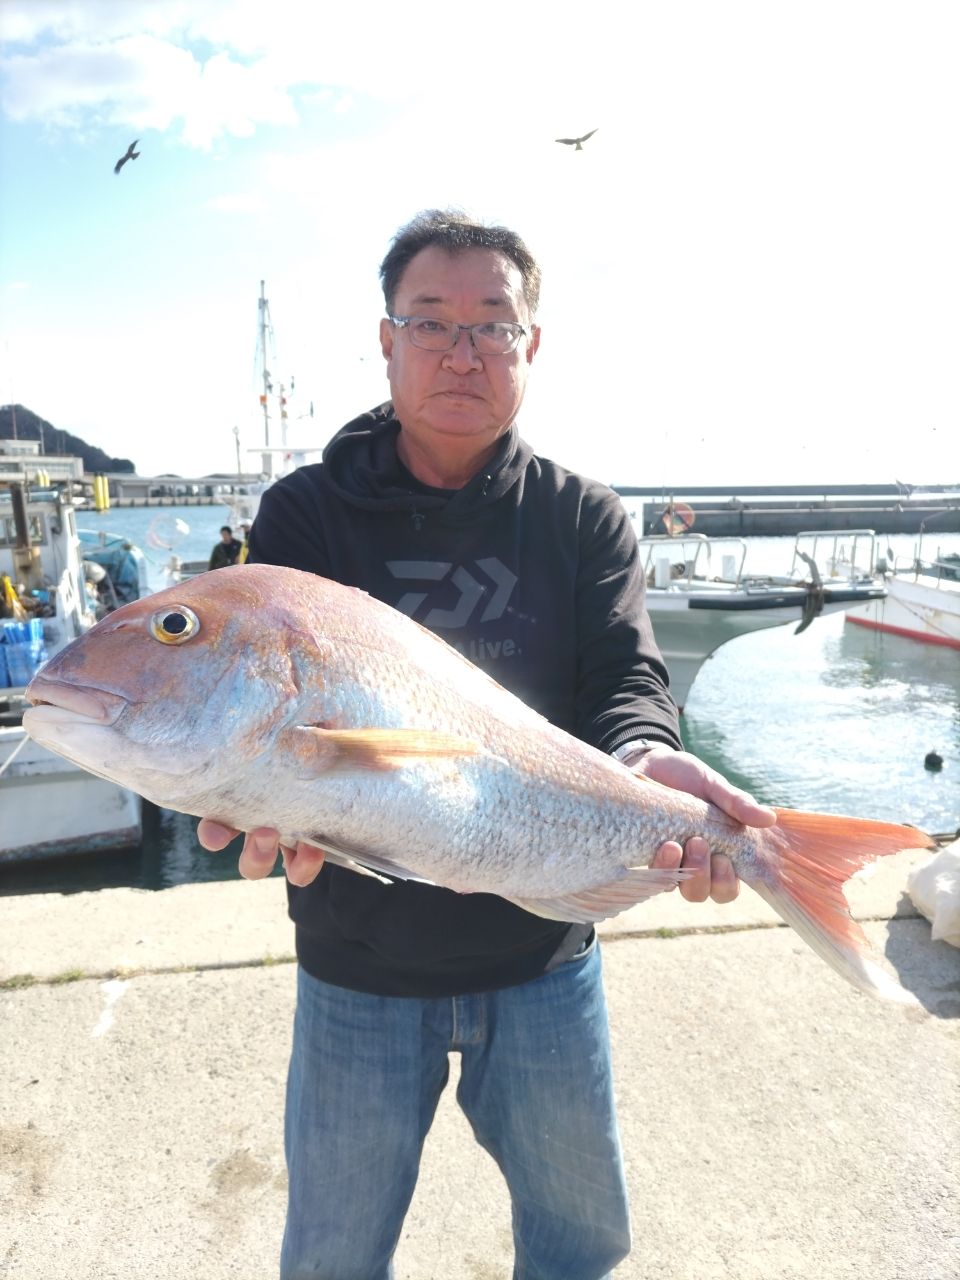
left=24, top=676, right=127, bottom=726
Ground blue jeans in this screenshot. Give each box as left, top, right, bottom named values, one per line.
left=280, top=938, right=631, bottom=1279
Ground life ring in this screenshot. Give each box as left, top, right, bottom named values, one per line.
left=660, top=502, right=695, bottom=536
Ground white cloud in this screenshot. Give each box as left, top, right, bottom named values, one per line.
left=0, top=0, right=636, bottom=145
left=0, top=1, right=186, bottom=45
left=2, top=31, right=302, bottom=146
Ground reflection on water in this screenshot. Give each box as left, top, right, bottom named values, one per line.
left=826, top=611, right=960, bottom=689
left=0, top=805, right=283, bottom=897
left=682, top=614, right=959, bottom=834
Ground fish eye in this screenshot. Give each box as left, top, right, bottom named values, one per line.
left=149, top=606, right=200, bottom=645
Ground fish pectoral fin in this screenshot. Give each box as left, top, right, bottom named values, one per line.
left=291, top=726, right=480, bottom=773
left=506, top=866, right=692, bottom=924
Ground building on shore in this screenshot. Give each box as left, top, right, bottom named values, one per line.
left=0, top=438, right=84, bottom=486
left=83, top=471, right=269, bottom=507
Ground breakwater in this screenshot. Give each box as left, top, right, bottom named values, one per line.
left=614, top=484, right=960, bottom=536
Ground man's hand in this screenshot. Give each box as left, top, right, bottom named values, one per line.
left=196, top=820, right=325, bottom=887
left=634, top=747, right=777, bottom=903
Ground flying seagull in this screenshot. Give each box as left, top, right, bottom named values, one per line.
left=114, top=140, right=140, bottom=175
left=555, top=128, right=598, bottom=151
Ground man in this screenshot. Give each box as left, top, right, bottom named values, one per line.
left=208, top=524, right=242, bottom=571
left=199, top=210, right=775, bottom=1280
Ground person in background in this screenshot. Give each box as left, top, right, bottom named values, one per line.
left=207, top=525, right=242, bottom=571
left=237, top=520, right=252, bottom=564
left=199, top=209, right=776, bottom=1280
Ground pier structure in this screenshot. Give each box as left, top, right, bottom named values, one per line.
left=0, top=441, right=267, bottom=508
left=78, top=471, right=268, bottom=507
left=615, top=482, right=960, bottom=536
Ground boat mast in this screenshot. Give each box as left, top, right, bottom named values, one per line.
left=258, top=280, right=274, bottom=477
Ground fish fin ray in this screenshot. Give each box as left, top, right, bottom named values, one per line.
left=295, top=726, right=479, bottom=772
left=748, top=809, right=934, bottom=1003
left=506, top=866, right=691, bottom=924
left=298, top=834, right=433, bottom=885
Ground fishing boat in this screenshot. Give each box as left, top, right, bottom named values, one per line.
left=635, top=528, right=887, bottom=708
left=1, top=459, right=147, bottom=862
left=845, top=533, right=960, bottom=650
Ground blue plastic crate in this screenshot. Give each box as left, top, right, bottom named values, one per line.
left=1, top=618, right=43, bottom=645
left=5, top=640, right=47, bottom=686
left=0, top=644, right=8, bottom=688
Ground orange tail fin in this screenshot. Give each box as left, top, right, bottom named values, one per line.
left=747, top=809, right=935, bottom=1003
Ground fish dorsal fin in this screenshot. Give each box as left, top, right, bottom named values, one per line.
left=293, top=726, right=479, bottom=773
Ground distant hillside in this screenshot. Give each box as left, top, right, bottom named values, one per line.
left=0, top=404, right=136, bottom=474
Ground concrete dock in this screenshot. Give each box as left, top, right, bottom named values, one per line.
left=2, top=847, right=958, bottom=1279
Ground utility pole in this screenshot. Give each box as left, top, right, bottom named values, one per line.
left=233, top=425, right=241, bottom=478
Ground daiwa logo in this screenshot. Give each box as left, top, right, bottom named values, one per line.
left=385, top=558, right=518, bottom=629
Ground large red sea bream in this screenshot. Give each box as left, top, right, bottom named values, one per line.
left=23, top=565, right=933, bottom=1002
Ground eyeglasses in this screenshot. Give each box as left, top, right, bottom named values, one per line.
left=389, top=315, right=531, bottom=355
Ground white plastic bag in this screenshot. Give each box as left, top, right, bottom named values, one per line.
left=907, top=841, right=960, bottom=948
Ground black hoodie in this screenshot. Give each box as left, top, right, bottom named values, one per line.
left=247, top=404, right=681, bottom=997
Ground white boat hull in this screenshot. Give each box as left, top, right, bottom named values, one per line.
left=2, top=469, right=151, bottom=864
left=648, top=586, right=878, bottom=708
left=846, top=575, right=960, bottom=650
left=0, top=727, right=142, bottom=863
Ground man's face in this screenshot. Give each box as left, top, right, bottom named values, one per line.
left=221, top=530, right=232, bottom=543
left=379, top=246, right=540, bottom=461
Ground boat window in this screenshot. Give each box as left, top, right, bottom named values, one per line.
left=0, top=515, right=46, bottom=547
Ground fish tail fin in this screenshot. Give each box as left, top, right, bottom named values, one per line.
left=749, top=809, right=934, bottom=1003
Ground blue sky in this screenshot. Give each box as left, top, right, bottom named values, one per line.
left=1, top=0, right=957, bottom=486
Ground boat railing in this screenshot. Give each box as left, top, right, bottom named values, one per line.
left=900, top=519, right=960, bottom=586
left=906, top=552, right=960, bottom=588
left=790, top=529, right=879, bottom=583
left=636, top=533, right=749, bottom=588
left=636, top=528, right=895, bottom=593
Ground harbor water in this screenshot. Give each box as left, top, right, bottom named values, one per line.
left=1, top=504, right=957, bottom=896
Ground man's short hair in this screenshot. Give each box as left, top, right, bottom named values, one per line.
left=221, top=525, right=232, bottom=534
left=379, top=209, right=542, bottom=320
